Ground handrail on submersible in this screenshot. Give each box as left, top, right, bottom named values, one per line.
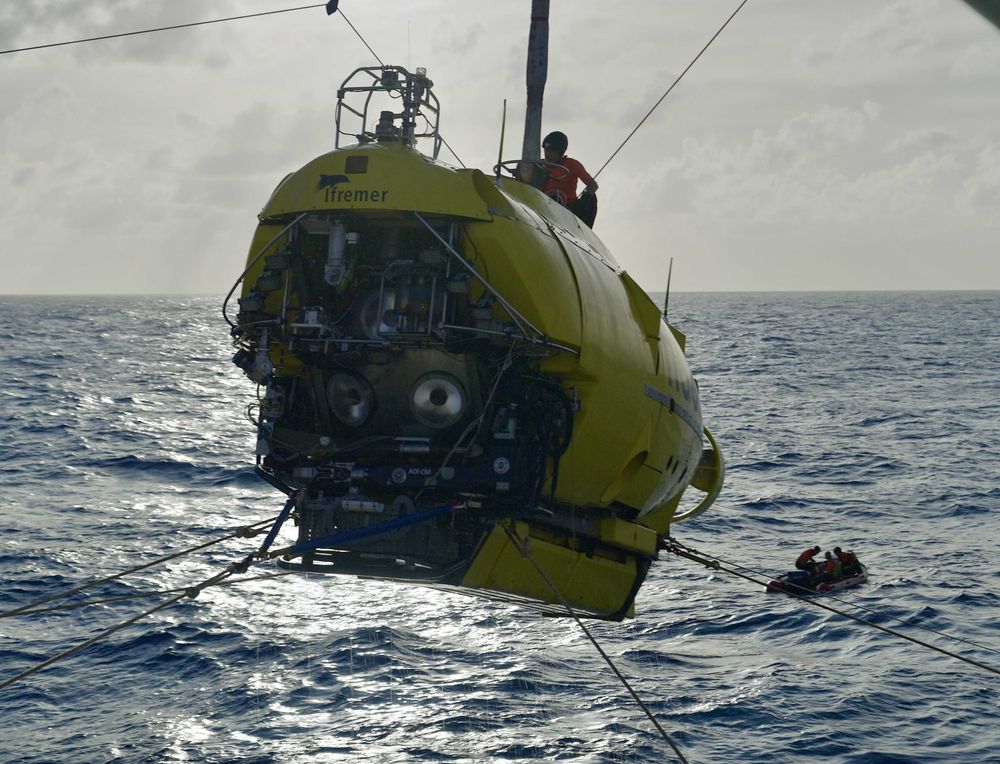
left=672, top=426, right=725, bottom=523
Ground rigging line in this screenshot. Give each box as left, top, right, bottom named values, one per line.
left=0, top=556, right=255, bottom=692
left=6, top=572, right=297, bottom=618
left=694, top=547, right=1000, bottom=658
left=0, top=592, right=189, bottom=691
left=666, top=540, right=1000, bottom=679
left=0, top=516, right=276, bottom=620
left=593, top=0, right=751, bottom=179
left=414, top=213, right=534, bottom=335
left=337, top=9, right=385, bottom=67
left=223, top=212, right=308, bottom=328
left=504, top=525, right=690, bottom=764
left=440, top=134, right=467, bottom=168
left=0, top=4, right=326, bottom=57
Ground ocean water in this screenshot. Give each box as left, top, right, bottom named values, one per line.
left=1, top=291, right=998, bottom=763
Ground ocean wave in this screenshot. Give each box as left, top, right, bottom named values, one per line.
left=3, top=293, right=999, bottom=763
left=78, top=455, right=259, bottom=487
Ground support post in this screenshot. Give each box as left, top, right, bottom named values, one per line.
left=521, top=0, right=549, bottom=182
left=961, top=0, right=1000, bottom=30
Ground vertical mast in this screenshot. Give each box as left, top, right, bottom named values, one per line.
left=961, top=0, right=1000, bottom=29
left=522, top=0, right=549, bottom=162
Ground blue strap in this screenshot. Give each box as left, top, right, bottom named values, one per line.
left=257, top=495, right=296, bottom=556
left=283, top=504, right=453, bottom=558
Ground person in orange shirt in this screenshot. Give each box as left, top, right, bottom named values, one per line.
left=795, top=545, right=821, bottom=573
left=834, top=546, right=859, bottom=575
left=541, top=131, right=599, bottom=227
left=822, top=551, right=842, bottom=581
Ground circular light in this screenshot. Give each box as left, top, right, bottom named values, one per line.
left=410, top=373, right=466, bottom=429
left=327, top=372, right=374, bottom=426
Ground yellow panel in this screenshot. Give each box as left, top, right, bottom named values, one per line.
left=461, top=524, right=514, bottom=589
left=613, top=464, right=660, bottom=510
left=640, top=492, right=684, bottom=535
left=598, top=518, right=658, bottom=555
left=546, top=246, right=662, bottom=507
left=463, top=218, right=583, bottom=349
left=599, top=447, right=648, bottom=504
left=240, top=143, right=713, bottom=538
left=499, top=180, right=620, bottom=270
left=460, top=522, right=641, bottom=617
left=668, top=324, right=687, bottom=353
left=619, top=271, right=663, bottom=341
left=240, top=223, right=286, bottom=300
left=261, top=142, right=492, bottom=221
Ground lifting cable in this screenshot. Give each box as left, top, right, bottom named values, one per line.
left=334, top=4, right=384, bottom=66
left=0, top=515, right=277, bottom=620
left=0, top=4, right=326, bottom=57
left=0, top=504, right=459, bottom=691
left=439, top=136, right=467, bottom=169
left=504, top=525, right=690, bottom=764
left=325, top=4, right=466, bottom=166
left=0, top=505, right=300, bottom=690
left=593, top=0, right=752, bottom=179
left=328, top=6, right=466, bottom=168
left=0, top=2, right=468, bottom=169
left=666, top=539, right=1000, bottom=679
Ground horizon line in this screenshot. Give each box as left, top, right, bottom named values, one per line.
left=1, top=288, right=998, bottom=298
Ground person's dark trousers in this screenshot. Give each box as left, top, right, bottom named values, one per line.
left=569, top=193, right=598, bottom=228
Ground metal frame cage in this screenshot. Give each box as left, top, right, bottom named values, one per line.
left=335, top=65, right=442, bottom=158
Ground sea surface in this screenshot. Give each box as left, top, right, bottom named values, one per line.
left=1, top=292, right=998, bottom=764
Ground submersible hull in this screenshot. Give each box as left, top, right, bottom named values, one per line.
left=229, top=68, right=722, bottom=620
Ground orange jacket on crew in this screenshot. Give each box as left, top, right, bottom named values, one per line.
left=795, top=548, right=818, bottom=567
left=542, top=156, right=594, bottom=205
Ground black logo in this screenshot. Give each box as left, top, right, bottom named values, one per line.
left=318, top=172, right=390, bottom=204
left=317, top=174, right=350, bottom=192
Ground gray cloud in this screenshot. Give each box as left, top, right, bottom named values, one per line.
left=1, top=0, right=997, bottom=295
left=1, top=0, right=242, bottom=65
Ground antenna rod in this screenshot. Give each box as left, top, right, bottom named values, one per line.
left=663, top=257, right=674, bottom=320
left=497, top=99, right=508, bottom=181
left=522, top=0, right=549, bottom=162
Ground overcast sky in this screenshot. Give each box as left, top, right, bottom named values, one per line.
left=1, top=0, right=998, bottom=294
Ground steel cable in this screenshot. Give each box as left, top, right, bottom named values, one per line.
left=594, top=0, right=752, bottom=179
left=2, top=572, right=296, bottom=618
left=337, top=7, right=384, bottom=66
left=0, top=555, right=257, bottom=691
left=690, top=546, right=1000, bottom=658
left=667, top=539, right=1000, bottom=678
left=0, top=516, right=276, bottom=620
left=0, top=2, right=464, bottom=183
left=505, top=525, right=690, bottom=764
left=0, top=5, right=326, bottom=57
